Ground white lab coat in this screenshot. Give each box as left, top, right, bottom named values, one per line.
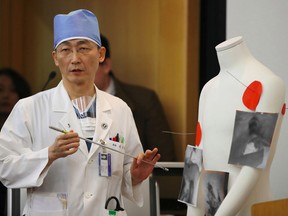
left=0, top=81, right=143, bottom=216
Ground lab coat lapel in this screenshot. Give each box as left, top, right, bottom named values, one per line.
left=89, top=89, right=112, bottom=155
left=59, top=113, right=89, bottom=155
left=52, top=82, right=89, bottom=155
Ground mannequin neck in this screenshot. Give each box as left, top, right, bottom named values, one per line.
left=216, top=36, right=253, bottom=71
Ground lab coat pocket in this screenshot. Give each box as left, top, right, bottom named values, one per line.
left=29, top=210, right=67, bottom=216
left=102, top=139, right=125, bottom=170
left=104, top=193, right=127, bottom=216
left=105, top=175, right=127, bottom=210
left=28, top=192, right=67, bottom=216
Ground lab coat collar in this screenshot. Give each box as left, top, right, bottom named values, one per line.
left=52, top=81, right=72, bottom=112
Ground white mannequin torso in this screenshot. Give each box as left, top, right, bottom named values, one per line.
left=187, top=36, right=285, bottom=216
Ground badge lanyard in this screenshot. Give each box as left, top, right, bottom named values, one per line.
left=98, top=152, right=112, bottom=177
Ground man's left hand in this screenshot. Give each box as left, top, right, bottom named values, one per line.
left=130, top=148, right=161, bottom=186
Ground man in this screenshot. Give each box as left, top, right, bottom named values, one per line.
left=95, top=34, right=176, bottom=161
left=0, top=9, right=160, bottom=216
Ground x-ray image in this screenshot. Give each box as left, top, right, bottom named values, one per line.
left=178, top=145, right=203, bottom=207
left=203, top=171, right=229, bottom=216
left=228, top=110, right=278, bottom=168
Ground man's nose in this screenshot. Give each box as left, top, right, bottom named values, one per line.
left=71, top=49, right=81, bottom=63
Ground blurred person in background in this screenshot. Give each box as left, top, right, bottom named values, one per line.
left=95, top=34, right=176, bottom=161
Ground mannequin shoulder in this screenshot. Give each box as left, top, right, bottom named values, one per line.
left=199, top=76, right=220, bottom=96
left=259, top=72, right=285, bottom=95
left=252, top=73, right=286, bottom=112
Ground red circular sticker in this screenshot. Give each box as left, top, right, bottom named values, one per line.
left=281, top=103, right=286, bottom=115
left=242, top=80, right=262, bottom=110
left=195, top=121, right=202, bottom=147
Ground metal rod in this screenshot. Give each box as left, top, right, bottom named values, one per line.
left=49, top=126, right=169, bottom=171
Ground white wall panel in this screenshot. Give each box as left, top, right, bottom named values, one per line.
left=227, top=0, right=288, bottom=199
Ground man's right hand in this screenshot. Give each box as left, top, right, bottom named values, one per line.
left=48, top=131, right=80, bottom=164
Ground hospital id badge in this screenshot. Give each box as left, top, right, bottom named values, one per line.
left=99, top=152, right=112, bottom=177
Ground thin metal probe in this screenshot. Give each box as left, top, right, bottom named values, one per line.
left=49, top=126, right=169, bottom=171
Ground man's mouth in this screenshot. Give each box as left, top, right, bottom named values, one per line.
left=70, top=69, right=83, bottom=73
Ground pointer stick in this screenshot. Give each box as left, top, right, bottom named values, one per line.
left=49, top=126, right=169, bottom=171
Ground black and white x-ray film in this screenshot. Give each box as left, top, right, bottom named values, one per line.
left=203, top=171, right=229, bottom=216
left=228, top=110, right=278, bottom=168
left=178, top=145, right=203, bottom=207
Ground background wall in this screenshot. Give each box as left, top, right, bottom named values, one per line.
left=226, top=0, right=288, bottom=200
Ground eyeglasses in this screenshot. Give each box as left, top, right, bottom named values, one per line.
left=56, top=43, right=98, bottom=58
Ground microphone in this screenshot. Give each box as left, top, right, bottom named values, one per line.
left=41, top=71, right=57, bottom=91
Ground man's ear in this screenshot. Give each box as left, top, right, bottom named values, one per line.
left=99, top=46, right=106, bottom=63
left=52, top=51, right=59, bottom=66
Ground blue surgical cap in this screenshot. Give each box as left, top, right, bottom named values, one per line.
left=53, top=9, right=101, bottom=49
